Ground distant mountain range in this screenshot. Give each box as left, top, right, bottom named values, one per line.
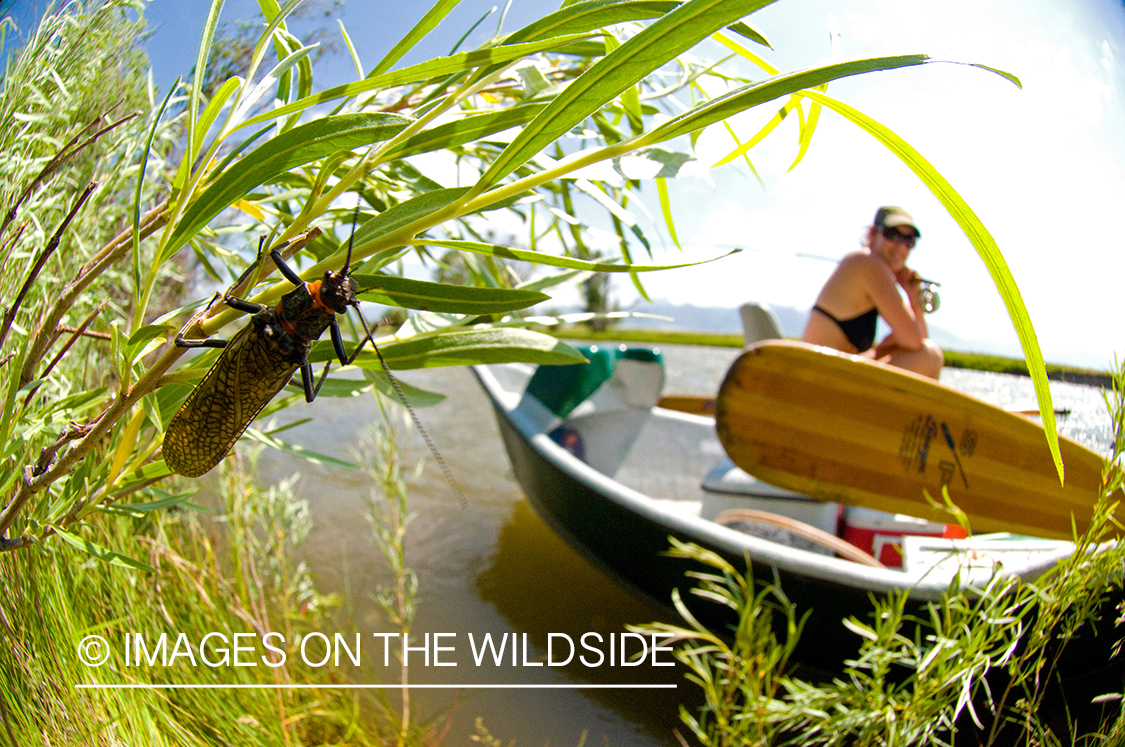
left=617, top=301, right=1106, bottom=370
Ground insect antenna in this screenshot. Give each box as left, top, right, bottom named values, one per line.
left=341, top=200, right=467, bottom=508
left=356, top=312, right=468, bottom=509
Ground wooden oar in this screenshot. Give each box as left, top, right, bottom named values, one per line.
left=660, top=395, right=1071, bottom=421
left=713, top=340, right=1121, bottom=540
left=657, top=395, right=716, bottom=416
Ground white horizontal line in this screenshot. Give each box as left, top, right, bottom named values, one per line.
left=75, top=683, right=676, bottom=690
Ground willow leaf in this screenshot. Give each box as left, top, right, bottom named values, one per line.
left=386, top=103, right=549, bottom=158
left=186, top=0, right=225, bottom=178
left=371, top=0, right=463, bottom=77
left=166, top=113, right=411, bottom=255
left=353, top=275, right=549, bottom=313
left=649, top=55, right=938, bottom=146
left=354, top=327, right=587, bottom=369
left=656, top=177, right=680, bottom=248
left=477, top=0, right=778, bottom=190
left=237, top=34, right=594, bottom=131
left=243, top=428, right=359, bottom=469
left=350, top=188, right=470, bottom=257
left=421, top=239, right=738, bottom=272
left=712, top=96, right=798, bottom=167
left=53, top=528, right=156, bottom=572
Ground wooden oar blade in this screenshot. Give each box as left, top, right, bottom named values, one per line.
left=714, top=341, right=1121, bottom=540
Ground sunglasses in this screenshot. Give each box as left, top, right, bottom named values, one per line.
left=881, top=226, right=918, bottom=249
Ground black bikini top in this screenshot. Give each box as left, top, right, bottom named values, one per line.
left=813, top=305, right=878, bottom=352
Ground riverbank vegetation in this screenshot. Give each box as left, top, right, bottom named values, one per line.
left=2, top=0, right=1117, bottom=744
left=544, top=325, right=1115, bottom=386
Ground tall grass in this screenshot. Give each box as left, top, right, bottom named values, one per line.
left=0, top=451, right=371, bottom=744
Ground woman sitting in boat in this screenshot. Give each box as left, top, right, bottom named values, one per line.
left=801, top=206, right=943, bottom=379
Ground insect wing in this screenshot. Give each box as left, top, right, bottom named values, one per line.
left=163, top=323, right=297, bottom=477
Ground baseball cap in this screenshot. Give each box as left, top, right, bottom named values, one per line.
left=874, top=206, right=920, bottom=237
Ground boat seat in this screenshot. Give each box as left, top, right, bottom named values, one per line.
left=740, top=301, right=784, bottom=344
left=525, top=345, right=616, bottom=418
left=585, top=348, right=665, bottom=412
left=525, top=344, right=664, bottom=419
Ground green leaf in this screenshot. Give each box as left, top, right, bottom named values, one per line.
left=354, top=275, right=549, bottom=313
left=504, top=0, right=681, bottom=45
left=476, top=0, right=778, bottom=190
left=386, top=103, right=549, bottom=158
left=422, top=239, right=739, bottom=272
left=646, top=55, right=1020, bottom=148
left=799, top=88, right=1061, bottom=482
left=166, top=113, right=412, bottom=256
left=712, top=95, right=798, bottom=167
left=243, top=427, right=359, bottom=469
left=54, top=528, right=157, bottom=572
left=356, top=327, right=588, bottom=369
left=98, top=491, right=202, bottom=517
left=727, top=19, right=771, bottom=48
left=134, top=76, right=180, bottom=300
left=282, top=377, right=373, bottom=398
left=361, top=368, right=447, bottom=408
left=517, top=268, right=595, bottom=293
left=124, top=324, right=175, bottom=365
left=656, top=177, right=679, bottom=248
left=351, top=187, right=470, bottom=259
left=237, top=34, right=595, bottom=131
left=197, top=76, right=243, bottom=146
left=371, top=0, right=463, bottom=77
left=186, top=0, right=226, bottom=177
left=790, top=93, right=823, bottom=171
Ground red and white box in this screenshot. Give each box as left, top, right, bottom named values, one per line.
left=842, top=507, right=967, bottom=568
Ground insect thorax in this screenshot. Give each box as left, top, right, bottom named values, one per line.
left=253, top=306, right=317, bottom=365
left=272, top=284, right=337, bottom=345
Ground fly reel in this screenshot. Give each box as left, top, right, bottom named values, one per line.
left=919, top=279, right=941, bottom=314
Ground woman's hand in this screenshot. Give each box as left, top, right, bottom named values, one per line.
left=895, top=266, right=923, bottom=290
left=895, top=267, right=927, bottom=308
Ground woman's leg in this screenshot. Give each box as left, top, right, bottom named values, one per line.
left=880, top=338, right=944, bottom=379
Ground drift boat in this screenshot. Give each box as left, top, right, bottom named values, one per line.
left=472, top=342, right=1109, bottom=667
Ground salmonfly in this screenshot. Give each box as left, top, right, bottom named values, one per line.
left=162, top=210, right=464, bottom=504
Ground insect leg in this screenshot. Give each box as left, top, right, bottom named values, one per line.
left=175, top=294, right=264, bottom=349
left=175, top=336, right=229, bottom=350
left=269, top=249, right=305, bottom=287
left=295, top=359, right=334, bottom=403
left=223, top=296, right=264, bottom=314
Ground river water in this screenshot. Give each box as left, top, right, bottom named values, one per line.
left=248, top=345, right=1116, bottom=745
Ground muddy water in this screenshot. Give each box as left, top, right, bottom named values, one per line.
left=249, top=345, right=1113, bottom=745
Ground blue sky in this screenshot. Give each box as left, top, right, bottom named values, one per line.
left=5, top=0, right=1122, bottom=368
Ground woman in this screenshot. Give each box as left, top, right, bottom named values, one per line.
left=801, top=206, right=943, bottom=379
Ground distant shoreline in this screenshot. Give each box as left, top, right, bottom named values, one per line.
left=546, top=327, right=1115, bottom=389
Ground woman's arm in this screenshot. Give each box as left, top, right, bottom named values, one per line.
left=865, top=260, right=928, bottom=352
